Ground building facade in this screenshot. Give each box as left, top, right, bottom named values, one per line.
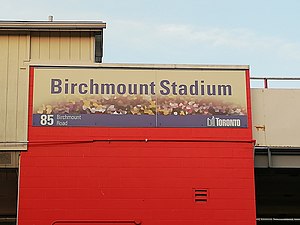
left=1, top=20, right=300, bottom=225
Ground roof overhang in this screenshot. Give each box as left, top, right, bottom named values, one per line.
left=0, top=21, right=106, bottom=32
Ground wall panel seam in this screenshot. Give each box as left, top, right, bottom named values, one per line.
left=4, top=34, right=10, bottom=141
left=16, top=34, right=20, bottom=137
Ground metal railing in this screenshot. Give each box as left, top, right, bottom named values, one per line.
left=251, top=77, right=300, bottom=88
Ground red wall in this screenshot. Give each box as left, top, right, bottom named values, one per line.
left=18, top=67, right=256, bottom=225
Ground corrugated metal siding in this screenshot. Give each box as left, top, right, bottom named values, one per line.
left=30, top=31, right=94, bottom=62
left=0, top=34, right=29, bottom=150
left=19, top=141, right=256, bottom=225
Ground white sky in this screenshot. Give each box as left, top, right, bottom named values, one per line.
left=1, top=0, right=300, bottom=79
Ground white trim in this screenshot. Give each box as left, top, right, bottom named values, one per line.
left=16, top=153, right=21, bottom=225
left=28, top=62, right=249, bottom=70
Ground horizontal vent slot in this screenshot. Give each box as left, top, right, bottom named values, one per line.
left=195, top=193, right=207, bottom=197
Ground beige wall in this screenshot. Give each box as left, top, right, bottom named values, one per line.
left=0, top=34, right=29, bottom=150
left=30, top=31, right=94, bottom=63
left=252, top=88, right=300, bottom=147
left=0, top=31, right=95, bottom=150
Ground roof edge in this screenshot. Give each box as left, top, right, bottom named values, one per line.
left=0, top=20, right=106, bottom=31
left=29, top=63, right=250, bottom=70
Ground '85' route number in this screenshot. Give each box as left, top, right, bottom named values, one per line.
left=40, top=115, right=54, bottom=126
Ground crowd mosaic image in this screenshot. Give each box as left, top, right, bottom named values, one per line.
left=35, top=95, right=247, bottom=116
